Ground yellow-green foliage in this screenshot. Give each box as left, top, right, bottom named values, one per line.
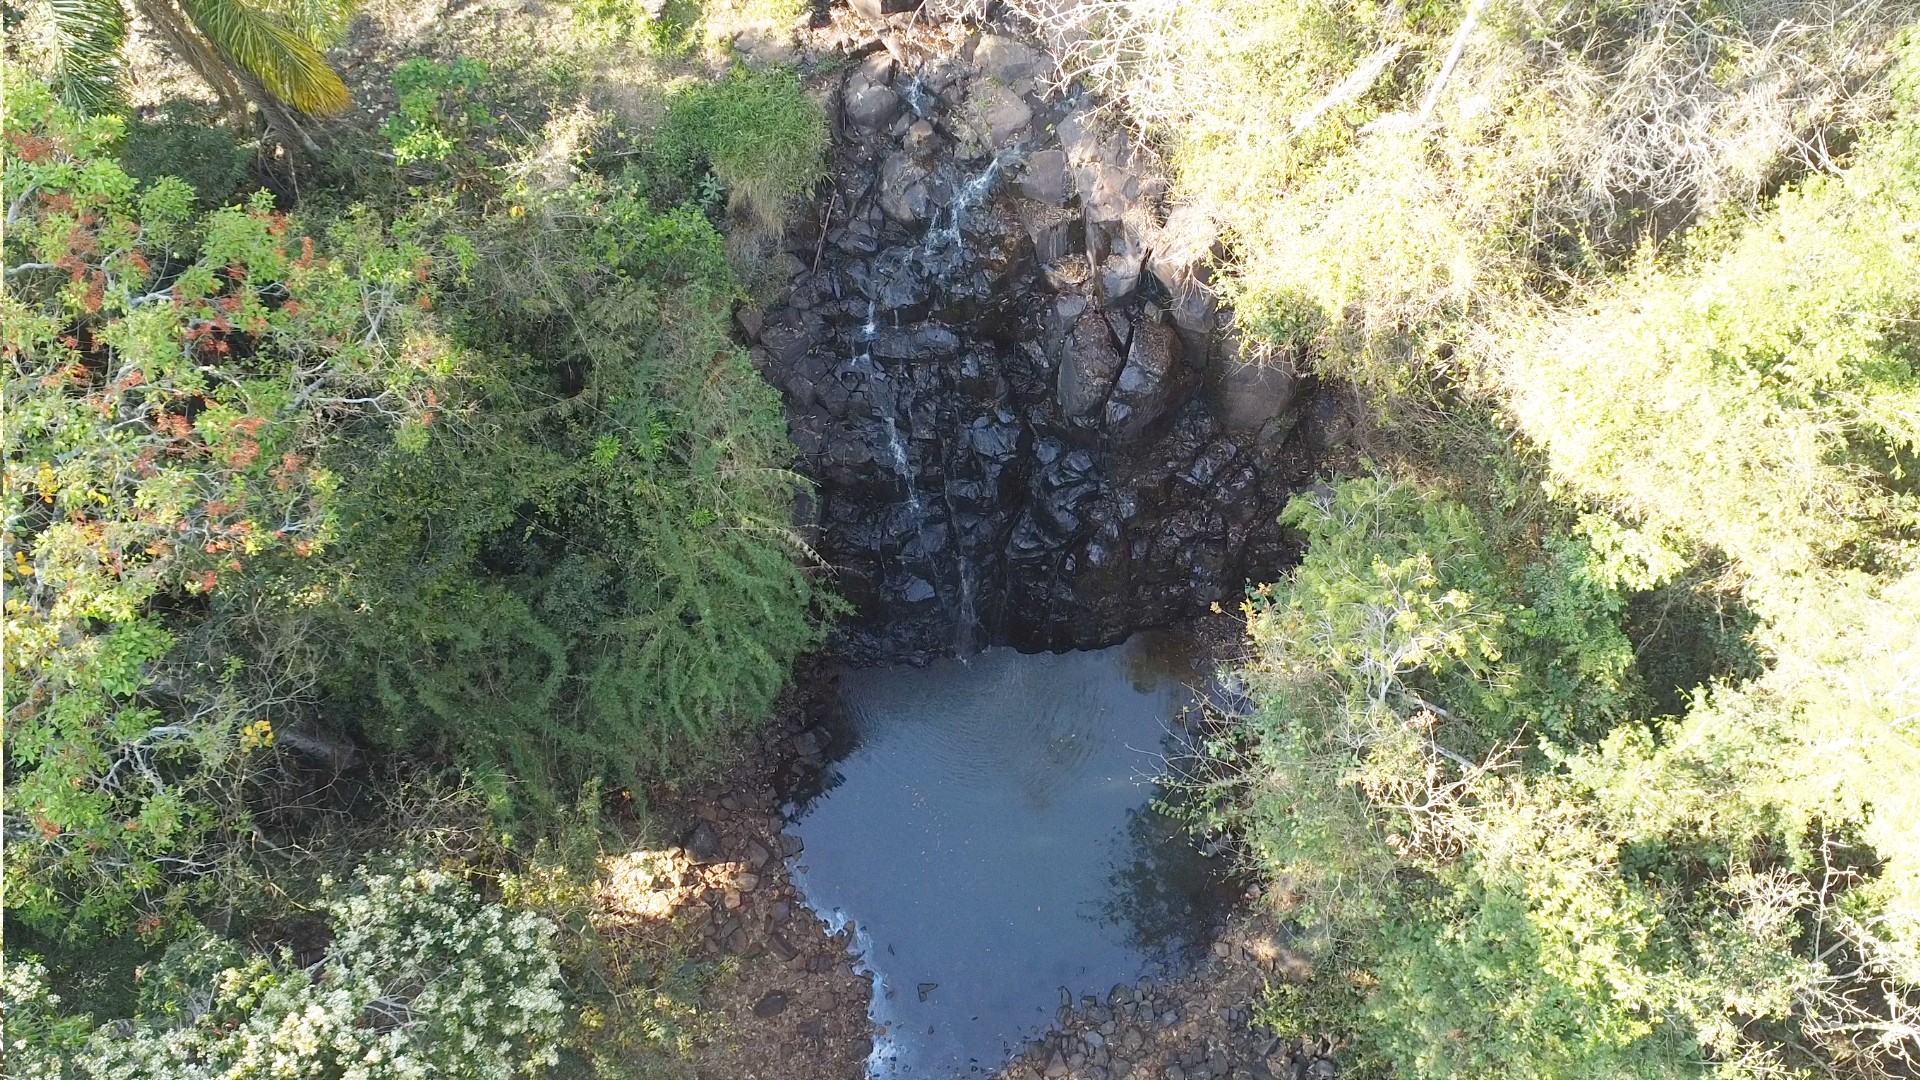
left=1220, top=47, right=1920, bottom=1077
left=659, top=64, right=827, bottom=230
left=1502, top=88, right=1920, bottom=585
left=1029, top=0, right=1905, bottom=386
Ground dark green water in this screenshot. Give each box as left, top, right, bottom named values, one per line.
left=786, top=637, right=1231, bottom=1077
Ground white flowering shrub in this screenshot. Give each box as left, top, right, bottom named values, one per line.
left=2, top=957, right=93, bottom=1076
left=2, top=868, right=565, bottom=1080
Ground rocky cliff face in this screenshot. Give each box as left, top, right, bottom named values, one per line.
left=750, top=27, right=1341, bottom=662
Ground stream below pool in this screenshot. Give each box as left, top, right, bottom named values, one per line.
left=784, top=636, right=1234, bottom=1077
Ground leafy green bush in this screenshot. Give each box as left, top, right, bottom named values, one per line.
left=2, top=70, right=446, bottom=934
left=382, top=56, right=494, bottom=167
left=659, top=64, right=826, bottom=229
left=1214, top=474, right=1857, bottom=1076
left=316, top=175, right=832, bottom=810
left=118, top=100, right=255, bottom=207
left=4, top=867, right=565, bottom=1080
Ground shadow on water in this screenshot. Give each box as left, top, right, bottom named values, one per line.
left=782, top=638, right=1234, bottom=1077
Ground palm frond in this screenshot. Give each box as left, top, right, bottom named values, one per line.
left=39, top=0, right=131, bottom=114
left=173, top=0, right=351, bottom=115
left=260, top=0, right=359, bottom=48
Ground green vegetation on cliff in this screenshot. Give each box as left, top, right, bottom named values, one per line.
left=4, top=7, right=829, bottom=1073
left=1026, top=1, right=1920, bottom=1074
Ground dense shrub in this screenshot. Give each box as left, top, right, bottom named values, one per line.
left=322, top=175, right=832, bottom=805
left=3, top=867, right=565, bottom=1080
left=2, top=71, right=446, bottom=933
left=659, top=64, right=827, bottom=229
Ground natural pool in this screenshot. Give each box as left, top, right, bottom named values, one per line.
left=785, top=637, right=1232, bottom=1077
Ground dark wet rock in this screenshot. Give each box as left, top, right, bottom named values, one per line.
left=755, top=991, right=791, bottom=1017
left=844, top=78, right=902, bottom=131
left=918, top=981, right=939, bottom=1001
left=878, top=153, right=935, bottom=224
left=1060, top=311, right=1126, bottom=419
left=755, top=25, right=1315, bottom=662
left=1105, top=319, right=1185, bottom=442
left=1303, top=393, right=1356, bottom=452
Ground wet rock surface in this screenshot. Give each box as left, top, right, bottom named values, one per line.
left=751, top=14, right=1336, bottom=662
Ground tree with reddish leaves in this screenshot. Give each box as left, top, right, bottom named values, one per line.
left=3, top=68, right=443, bottom=934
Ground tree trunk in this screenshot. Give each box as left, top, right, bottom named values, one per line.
left=132, top=0, right=253, bottom=135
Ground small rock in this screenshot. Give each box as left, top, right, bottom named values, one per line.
left=684, top=821, right=721, bottom=863
left=768, top=932, right=799, bottom=961
left=780, top=833, right=805, bottom=857
left=918, top=981, right=939, bottom=1002
left=746, top=839, right=773, bottom=869
left=1309, top=1060, right=1338, bottom=1078
left=797, top=1018, right=826, bottom=1038
left=736, top=873, right=759, bottom=893
left=753, top=991, right=789, bottom=1017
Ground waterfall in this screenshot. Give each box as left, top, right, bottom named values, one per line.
left=901, top=71, right=932, bottom=118
left=953, top=554, right=977, bottom=657
left=919, top=152, right=1015, bottom=265
left=882, top=415, right=924, bottom=521
left=870, top=150, right=1021, bottom=656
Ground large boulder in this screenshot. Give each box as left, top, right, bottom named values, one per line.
left=877, top=152, right=935, bottom=224
left=1209, top=337, right=1302, bottom=441
left=1058, top=311, right=1126, bottom=419
left=1015, top=149, right=1070, bottom=205
left=843, top=66, right=902, bottom=131
left=964, top=81, right=1033, bottom=149
left=1104, top=318, right=1185, bottom=442
left=975, top=34, right=1051, bottom=82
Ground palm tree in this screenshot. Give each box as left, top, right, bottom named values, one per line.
left=37, top=0, right=356, bottom=150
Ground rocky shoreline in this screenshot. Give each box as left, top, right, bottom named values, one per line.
left=994, top=918, right=1339, bottom=1080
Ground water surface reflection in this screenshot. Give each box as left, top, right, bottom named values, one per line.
left=785, top=640, right=1231, bottom=1077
